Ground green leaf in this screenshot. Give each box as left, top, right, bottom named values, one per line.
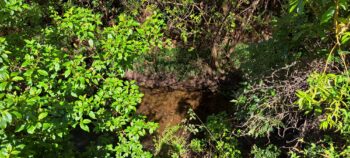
left=24, top=69, right=34, bottom=77
left=12, top=111, right=22, bottom=119
left=57, top=132, right=63, bottom=138
left=27, top=125, right=36, bottom=134
left=321, top=6, right=335, bottom=24
left=10, top=150, right=21, bottom=155
left=37, top=70, right=48, bottom=76
left=88, top=111, right=96, bottom=119
left=71, top=92, right=78, bottom=98
left=339, top=0, right=348, bottom=10
left=38, top=112, right=48, bottom=120
left=64, top=69, right=71, bottom=78
left=341, top=32, right=350, bottom=44
left=0, top=82, right=8, bottom=91
left=80, top=122, right=90, bottom=132
left=12, top=76, right=24, bottom=81
left=83, top=119, right=91, bottom=124
left=3, top=111, right=12, bottom=122
left=0, top=69, right=9, bottom=81
left=0, top=119, right=6, bottom=129
left=0, top=56, right=9, bottom=64
left=42, top=123, right=51, bottom=131
left=289, top=0, right=304, bottom=13
left=38, top=82, right=49, bottom=90
left=15, top=124, right=26, bottom=132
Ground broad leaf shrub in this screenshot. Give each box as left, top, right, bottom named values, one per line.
left=294, top=0, right=350, bottom=156
left=297, top=73, right=350, bottom=132
left=0, top=0, right=41, bottom=29
left=0, top=5, right=165, bottom=157
left=296, top=72, right=350, bottom=156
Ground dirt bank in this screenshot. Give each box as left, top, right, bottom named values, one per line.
left=137, top=87, right=234, bottom=133
left=137, top=88, right=201, bottom=132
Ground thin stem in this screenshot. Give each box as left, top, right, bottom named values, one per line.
left=323, top=0, right=348, bottom=74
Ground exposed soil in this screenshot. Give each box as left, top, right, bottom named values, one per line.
left=137, top=87, right=234, bottom=133
left=137, top=87, right=235, bottom=154
left=134, top=69, right=241, bottom=154
left=137, top=87, right=201, bottom=132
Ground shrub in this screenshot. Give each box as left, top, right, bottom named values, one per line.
left=251, top=144, right=281, bottom=158
left=154, top=125, right=188, bottom=158
left=0, top=4, right=165, bottom=157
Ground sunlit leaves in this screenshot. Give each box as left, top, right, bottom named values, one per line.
left=101, top=12, right=165, bottom=72
left=289, top=0, right=305, bottom=13
left=0, top=110, right=12, bottom=129
left=38, top=112, right=48, bottom=120
left=0, top=67, right=9, bottom=82
left=52, top=7, right=102, bottom=41
left=37, top=70, right=48, bottom=76
left=297, top=73, right=350, bottom=133
left=0, top=5, right=162, bottom=157
left=321, top=6, right=335, bottom=24
left=0, top=0, right=35, bottom=28
left=11, top=76, right=23, bottom=81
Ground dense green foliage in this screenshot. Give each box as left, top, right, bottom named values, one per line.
left=2, top=0, right=350, bottom=157
left=0, top=1, right=164, bottom=157
left=231, top=0, right=350, bottom=157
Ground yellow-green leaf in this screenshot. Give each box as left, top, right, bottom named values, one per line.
left=12, top=76, right=24, bottom=81
left=38, top=112, right=48, bottom=120
left=38, top=70, right=48, bottom=76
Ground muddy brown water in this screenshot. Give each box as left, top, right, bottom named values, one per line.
left=137, top=87, right=233, bottom=132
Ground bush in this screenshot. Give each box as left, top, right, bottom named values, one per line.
left=0, top=4, right=165, bottom=157
left=251, top=144, right=281, bottom=158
